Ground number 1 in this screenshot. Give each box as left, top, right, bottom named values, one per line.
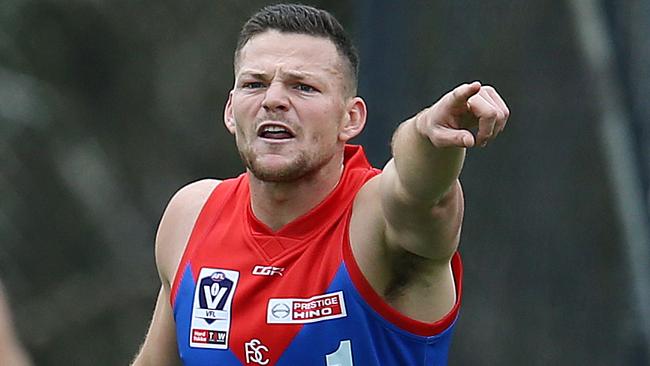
left=325, top=340, right=354, bottom=366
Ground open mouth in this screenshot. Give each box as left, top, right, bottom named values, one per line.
left=257, top=123, right=296, bottom=140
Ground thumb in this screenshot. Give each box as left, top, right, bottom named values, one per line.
left=428, top=125, right=475, bottom=148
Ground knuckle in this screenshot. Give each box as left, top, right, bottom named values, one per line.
left=485, top=109, right=498, bottom=119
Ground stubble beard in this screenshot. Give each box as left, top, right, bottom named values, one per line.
left=233, top=112, right=339, bottom=183
left=238, top=144, right=334, bottom=183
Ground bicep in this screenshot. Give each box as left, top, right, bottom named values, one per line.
left=131, top=286, right=180, bottom=366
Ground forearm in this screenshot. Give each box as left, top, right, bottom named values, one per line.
left=379, top=82, right=508, bottom=259
left=391, top=114, right=466, bottom=205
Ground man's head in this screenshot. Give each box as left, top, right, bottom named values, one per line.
left=234, top=3, right=359, bottom=96
left=224, top=4, right=366, bottom=183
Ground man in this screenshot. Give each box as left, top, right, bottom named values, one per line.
left=132, top=3, right=508, bottom=366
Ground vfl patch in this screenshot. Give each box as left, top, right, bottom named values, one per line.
left=267, top=291, right=347, bottom=324
left=190, top=268, right=239, bottom=349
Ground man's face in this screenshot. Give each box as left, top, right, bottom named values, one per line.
left=225, top=30, right=355, bottom=182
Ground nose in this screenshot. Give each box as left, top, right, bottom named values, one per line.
left=262, top=82, right=289, bottom=112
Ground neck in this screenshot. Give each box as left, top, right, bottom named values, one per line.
left=248, top=153, right=345, bottom=231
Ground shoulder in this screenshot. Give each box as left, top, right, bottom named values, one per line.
left=155, top=179, right=221, bottom=288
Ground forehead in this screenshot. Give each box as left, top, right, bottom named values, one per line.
left=236, top=30, right=344, bottom=79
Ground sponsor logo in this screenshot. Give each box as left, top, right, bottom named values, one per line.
left=190, top=268, right=239, bottom=350
left=271, top=303, right=291, bottom=319
left=245, top=339, right=269, bottom=365
left=252, top=265, right=284, bottom=276
left=191, top=329, right=227, bottom=345
left=267, top=291, right=347, bottom=324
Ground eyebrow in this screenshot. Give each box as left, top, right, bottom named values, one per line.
left=238, top=69, right=322, bottom=83
left=238, top=70, right=268, bottom=81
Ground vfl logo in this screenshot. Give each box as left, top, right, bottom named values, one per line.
left=245, top=339, right=269, bottom=365
left=190, top=268, right=239, bottom=350
left=197, top=271, right=234, bottom=324
left=252, top=265, right=284, bottom=276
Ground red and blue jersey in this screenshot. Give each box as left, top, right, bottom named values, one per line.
left=170, top=145, right=463, bottom=365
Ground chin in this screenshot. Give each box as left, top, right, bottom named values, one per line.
left=244, top=153, right=311, bottom=183
left=238, top=143, right=337, bottom=183
left=248, top=163, right=310, bottom=182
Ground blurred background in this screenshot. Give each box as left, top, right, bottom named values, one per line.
left=1, top=0, right=649, bottom=364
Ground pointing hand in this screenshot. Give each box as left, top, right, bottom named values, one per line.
left=415, top=81, right=510, bottom=148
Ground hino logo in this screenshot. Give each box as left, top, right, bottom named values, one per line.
left=267, top=291, right=347, bottom=324
left=252, top=265, right=284, bottom=276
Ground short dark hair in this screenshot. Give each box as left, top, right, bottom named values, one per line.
left=234, top=3, right=359, bottom=95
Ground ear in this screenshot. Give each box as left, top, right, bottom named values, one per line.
left=338, top=96, right=367, bottom=142
left=223, top=91, right=236, bottom=134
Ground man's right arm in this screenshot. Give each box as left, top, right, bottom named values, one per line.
left=131, top=179, right=220, bottom=366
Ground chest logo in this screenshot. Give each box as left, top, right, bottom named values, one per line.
left=267, top=291, right=347, bottom=324
left=190, top=268, right=239, bottom=350
left=244, top=338, right=270, bottom=365
left=252, top=265, right=284, bottom=276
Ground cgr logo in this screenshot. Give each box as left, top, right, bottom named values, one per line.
left=252, top=265, right=284, bottom=276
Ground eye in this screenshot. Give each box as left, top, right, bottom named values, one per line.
left=295, top=83, right=318, bottom=93
left=242, top=81, right=265, bottom=89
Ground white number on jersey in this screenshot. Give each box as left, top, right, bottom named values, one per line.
left=325, top=340, right=354, bottom=366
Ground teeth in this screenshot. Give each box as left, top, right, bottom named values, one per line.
left=263, top=126, right=288, bottom=133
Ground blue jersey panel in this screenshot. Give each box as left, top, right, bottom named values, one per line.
left=276, top=263, right=456, bottom=365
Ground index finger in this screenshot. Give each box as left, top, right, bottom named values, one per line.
left=450, top=81, right=482, bottom=107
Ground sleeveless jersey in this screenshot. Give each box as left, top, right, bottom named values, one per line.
left=170, top=145, right=463, bottom=366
